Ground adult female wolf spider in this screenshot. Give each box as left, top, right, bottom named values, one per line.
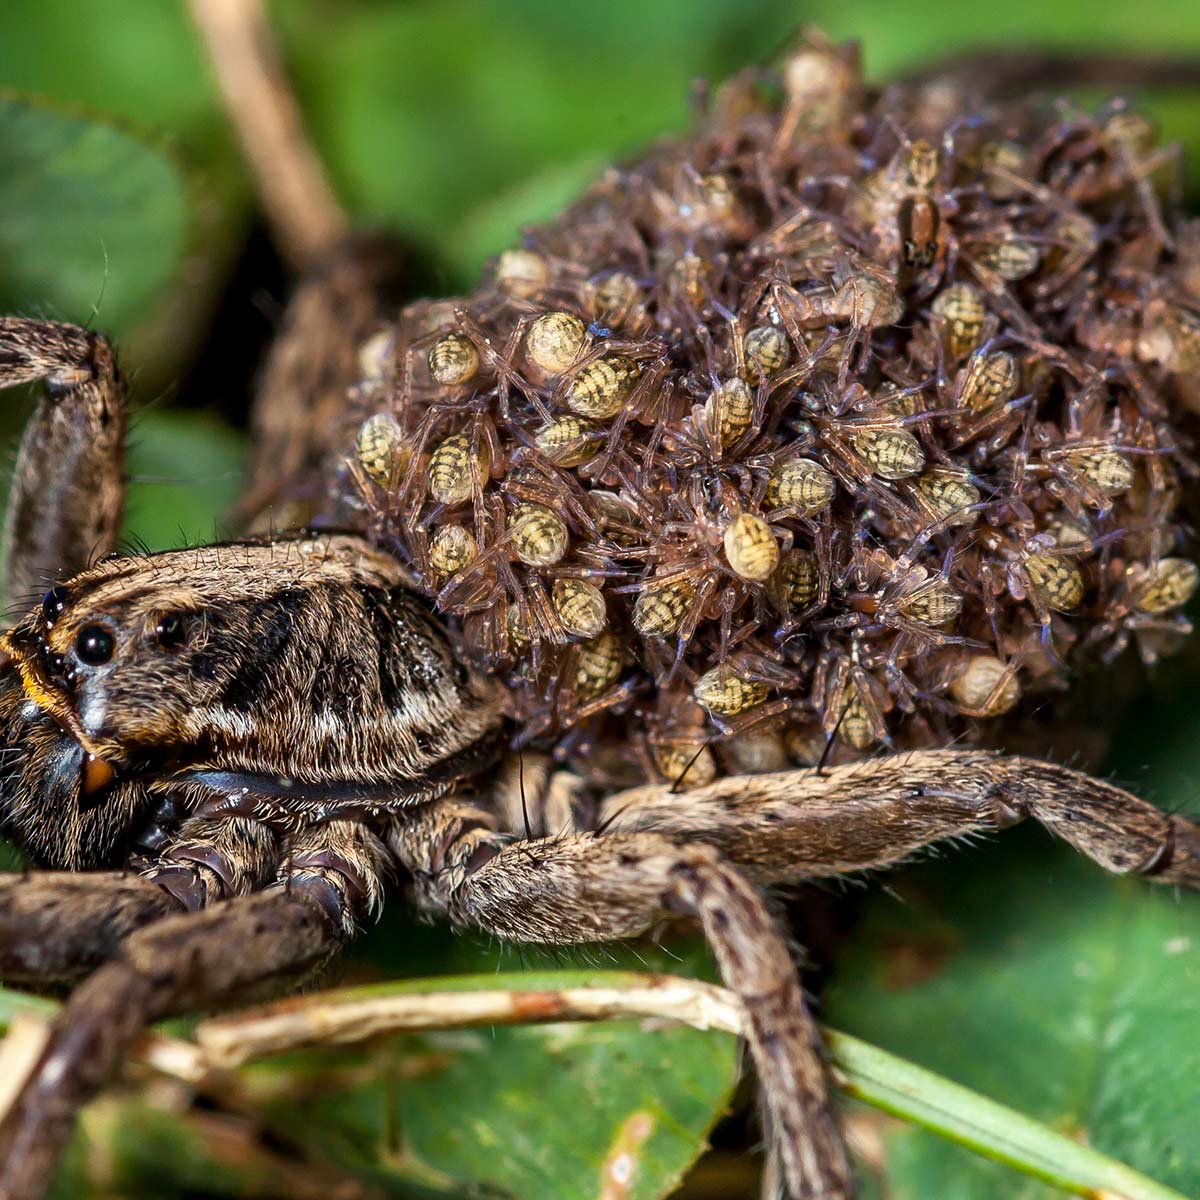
left=4, top=14, right=1200, bottom=1200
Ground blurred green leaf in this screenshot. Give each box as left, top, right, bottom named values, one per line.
left=125, top=410, right=248, bottom=551
left=219, top=966, right=1195, bottom=1199
left=804, top=0, right=1200, bottom=71
left=0, top=1, right=249, bottom=390
left=45, top=1094, right=386, bottom=1200
left=0, top=1, right=222, bottom=154
left=824, top=830, right=1200, bottom=1198
left=0, top=986, right=56, bottom=1026
left=0, top=95, right=191, bottom=334
left=449, top=153, right=608, bottom=281
left=275, top=0, right=802, bottom=285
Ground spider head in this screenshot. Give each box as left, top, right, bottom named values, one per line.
left=0, top=668, right=157, bottom=868
left=0, top=534, right=505, bottom=852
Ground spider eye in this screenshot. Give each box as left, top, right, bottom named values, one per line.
left=41, top=587, right=69, bottom=624
left=154, top=612, right=188, bottom=651
left=74, top=625, right=115, bottom=666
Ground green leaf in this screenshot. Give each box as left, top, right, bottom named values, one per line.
left=828, top=1027, right=1190, bottom=1200
left=0, top=1, right=251, bottom=391
left=2, top=938, right=738, bottom=1200
left=802, top=0, right=1200, bottom=71
left=244, top=1019, right=736, bottom=1199
left=44, top=1094, right=396, bottom=1200
left=448, top=153, right=609, bottom=282
left=824, top=828, right=1200, bottom=1197
left=125, top=410, right=248, bottom=551
left=0, top=986, right=56, bottom=1026
left=0, top=1, right=223, bottom=156
left=0, top=94, right=191, bottom=334
left=6, top=955, right=1191, bottom=1198
left=211, top=968, right=1192, bottom=1199
left=276, top=0, right=802, bottom=287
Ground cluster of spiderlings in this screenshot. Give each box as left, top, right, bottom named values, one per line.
left=340, top=34, right=1200, bottom=788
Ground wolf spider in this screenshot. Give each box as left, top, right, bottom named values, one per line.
left=3, top=24, right=1200, bottom=1200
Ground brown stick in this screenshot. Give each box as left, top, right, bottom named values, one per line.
left=0, top=974, right=759, bottom=1100
left=197, top=973, right=750, bottom=1067
left=1, top=973, right=830, bottom=1085
left=187, top=0, right=349, bottom=268
left=898, top=48, right=1200, bottom=98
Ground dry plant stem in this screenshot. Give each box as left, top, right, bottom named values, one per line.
left=900, top=48, right=1200, bottom=97
left=197, top=975, right=746, bottom=1065
left=188, top=0, right=348, bottom=268
left=135, top=1031, right=210, bottom=1085
left=0, top=1018, right=50, bottom=1133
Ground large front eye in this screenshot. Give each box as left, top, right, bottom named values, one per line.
left=74, top=625, right=115, bottom=665
left=153, top=612, right=188, bottom=651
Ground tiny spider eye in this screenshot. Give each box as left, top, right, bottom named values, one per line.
left=153, top=613, right=188, bottom=651
left=41, top=587, right=69, bottom=624
left=74, top=625, right=115, bottom=666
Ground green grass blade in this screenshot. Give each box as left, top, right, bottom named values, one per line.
left=827, top=1027, right=1189, bottom=1200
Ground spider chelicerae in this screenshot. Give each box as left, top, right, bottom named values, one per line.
left=2, top=16, right=1200, bottom=1200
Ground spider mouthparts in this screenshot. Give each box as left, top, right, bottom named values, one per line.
left=82, top=753, right=115, bottom=796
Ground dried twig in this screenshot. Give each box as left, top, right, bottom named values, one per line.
left=899, top=48, right=1200, bottom=98
left=196, top=972, right=748, bottom=1067
left=187, top=0, right=349, bottom=268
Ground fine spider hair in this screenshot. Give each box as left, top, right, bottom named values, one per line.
left=4, top=28, right=1200, bottom=1200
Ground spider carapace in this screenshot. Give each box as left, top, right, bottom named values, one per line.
left=3, top=34, right=1200, bottom=1200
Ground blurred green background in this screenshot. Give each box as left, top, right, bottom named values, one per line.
left=3, top=1, right=1200, bottom=1197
